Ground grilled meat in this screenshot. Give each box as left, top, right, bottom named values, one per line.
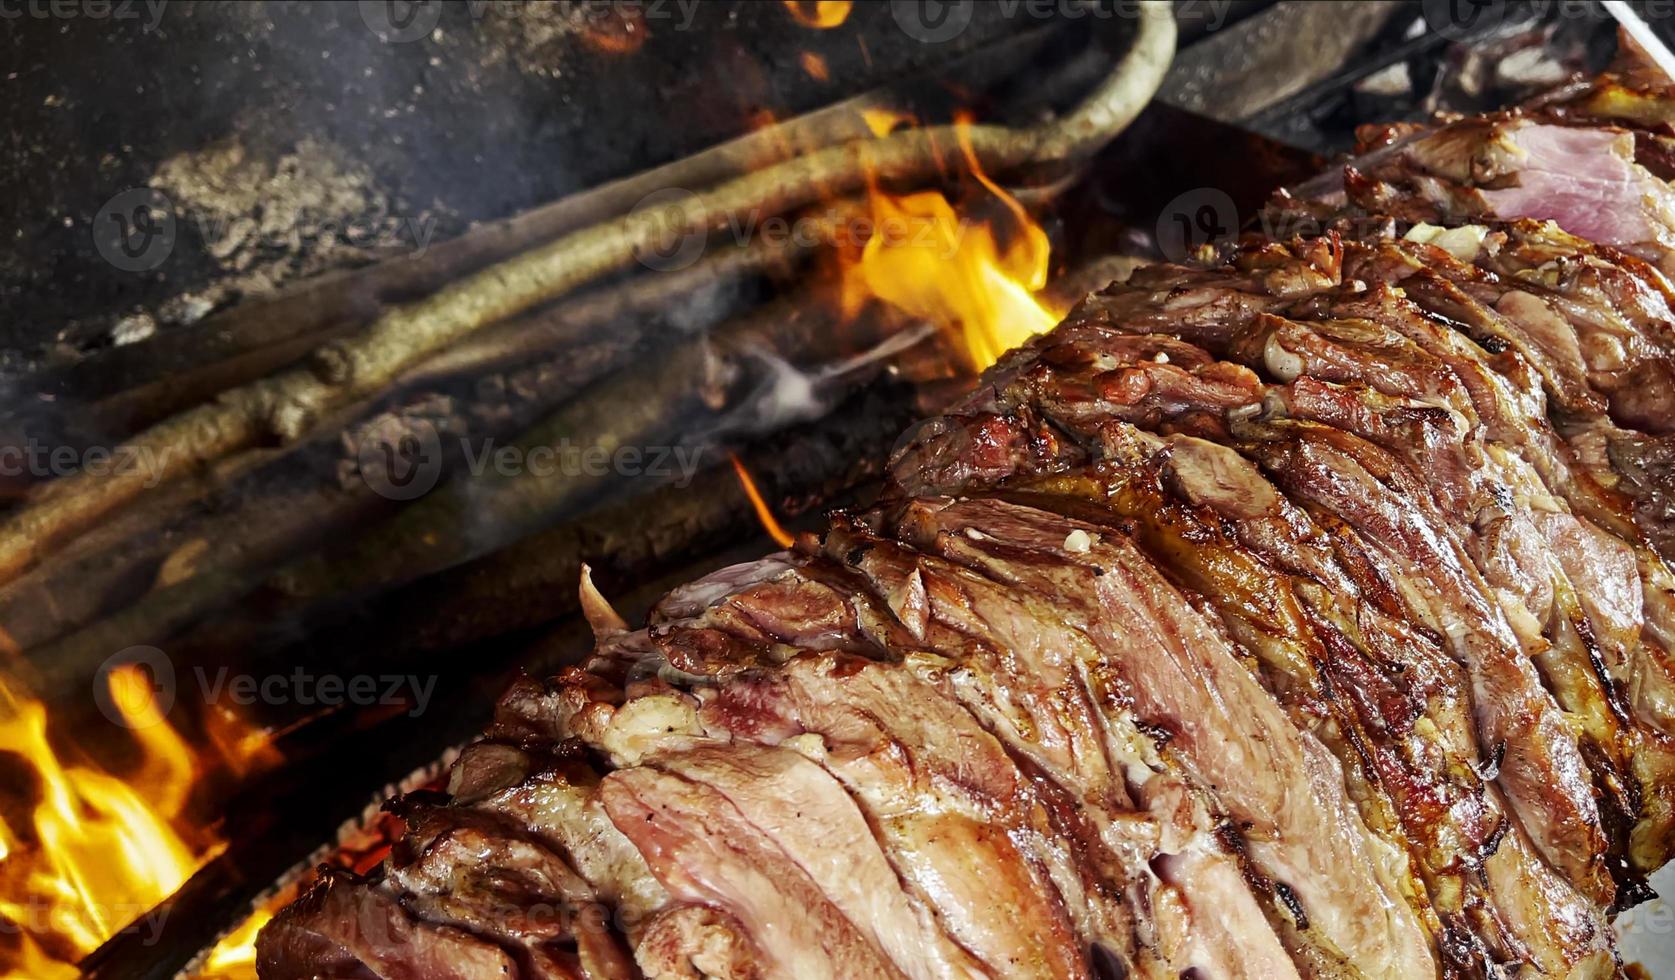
left=261, top=68, right=1675, bottom=980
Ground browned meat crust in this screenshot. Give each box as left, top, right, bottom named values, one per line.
left=258, top=73, right=1675, bottom=980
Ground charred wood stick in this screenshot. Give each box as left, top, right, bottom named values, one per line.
left=40, top=103, right=881, bottom=420
left=11, top=319, right=668, bottom=672
left=22, top=293, right=906, bottom=700
left=400, top=230, right=811, bottom=386
left=0, top=239, right=791, bottom=654
left=71, top=228, right=811, bottom=441
left=2, top=339, right=621, bottom=657
left=4, top=215, right=853, bottom=652
left=0, top=2, right=1175, bottom=585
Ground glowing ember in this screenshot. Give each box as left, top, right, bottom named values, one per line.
left=578, top=6, right=648, bottom=55
left=729, top=453, right=796, bottom=548
left=799, top=50, right=831, bottom=82
left=781, top=0, right=853, bottom=29
left=0, top=667, right=267, bottom=976
left=192, top=763, right=446, bottom=979
left=840, top=122, right=1064, bottom=372
left=192, top=907, right=271, bottom=980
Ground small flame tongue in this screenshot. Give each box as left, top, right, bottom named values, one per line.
left=729, top=453, right=796, bottom=548
left=197, top=906, right=272, bottom=979
left=841, top=122, right=1064, bottom=373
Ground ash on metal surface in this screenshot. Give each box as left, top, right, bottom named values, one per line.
left=146, top=135, right=440, bottom=329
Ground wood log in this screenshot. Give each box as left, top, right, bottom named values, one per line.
left=65, top=229, right=809, bottom=442
left=0, top=239, right=793, bottom=654
left=21, top=293, right=910, bottom=702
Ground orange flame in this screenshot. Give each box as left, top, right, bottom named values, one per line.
left=193, top=907, right=271, bottom=979
left=728, top=454, right=795, bottom=548
left=0, top=667, right=269, bottom=976
left=839, top=120, right=1064, bottom=372
left=861, top=107, right=917, bottom=138
left=781, top=0, right=853, bottom=28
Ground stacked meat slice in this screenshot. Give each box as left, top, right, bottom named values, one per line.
left=259, top=67, right=1675, bottom=980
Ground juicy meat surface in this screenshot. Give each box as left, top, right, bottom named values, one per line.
left=261, top=69, right=1675, bottom=980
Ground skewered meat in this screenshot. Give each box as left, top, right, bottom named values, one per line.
left=259, top=67, right=1675, bottom=980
